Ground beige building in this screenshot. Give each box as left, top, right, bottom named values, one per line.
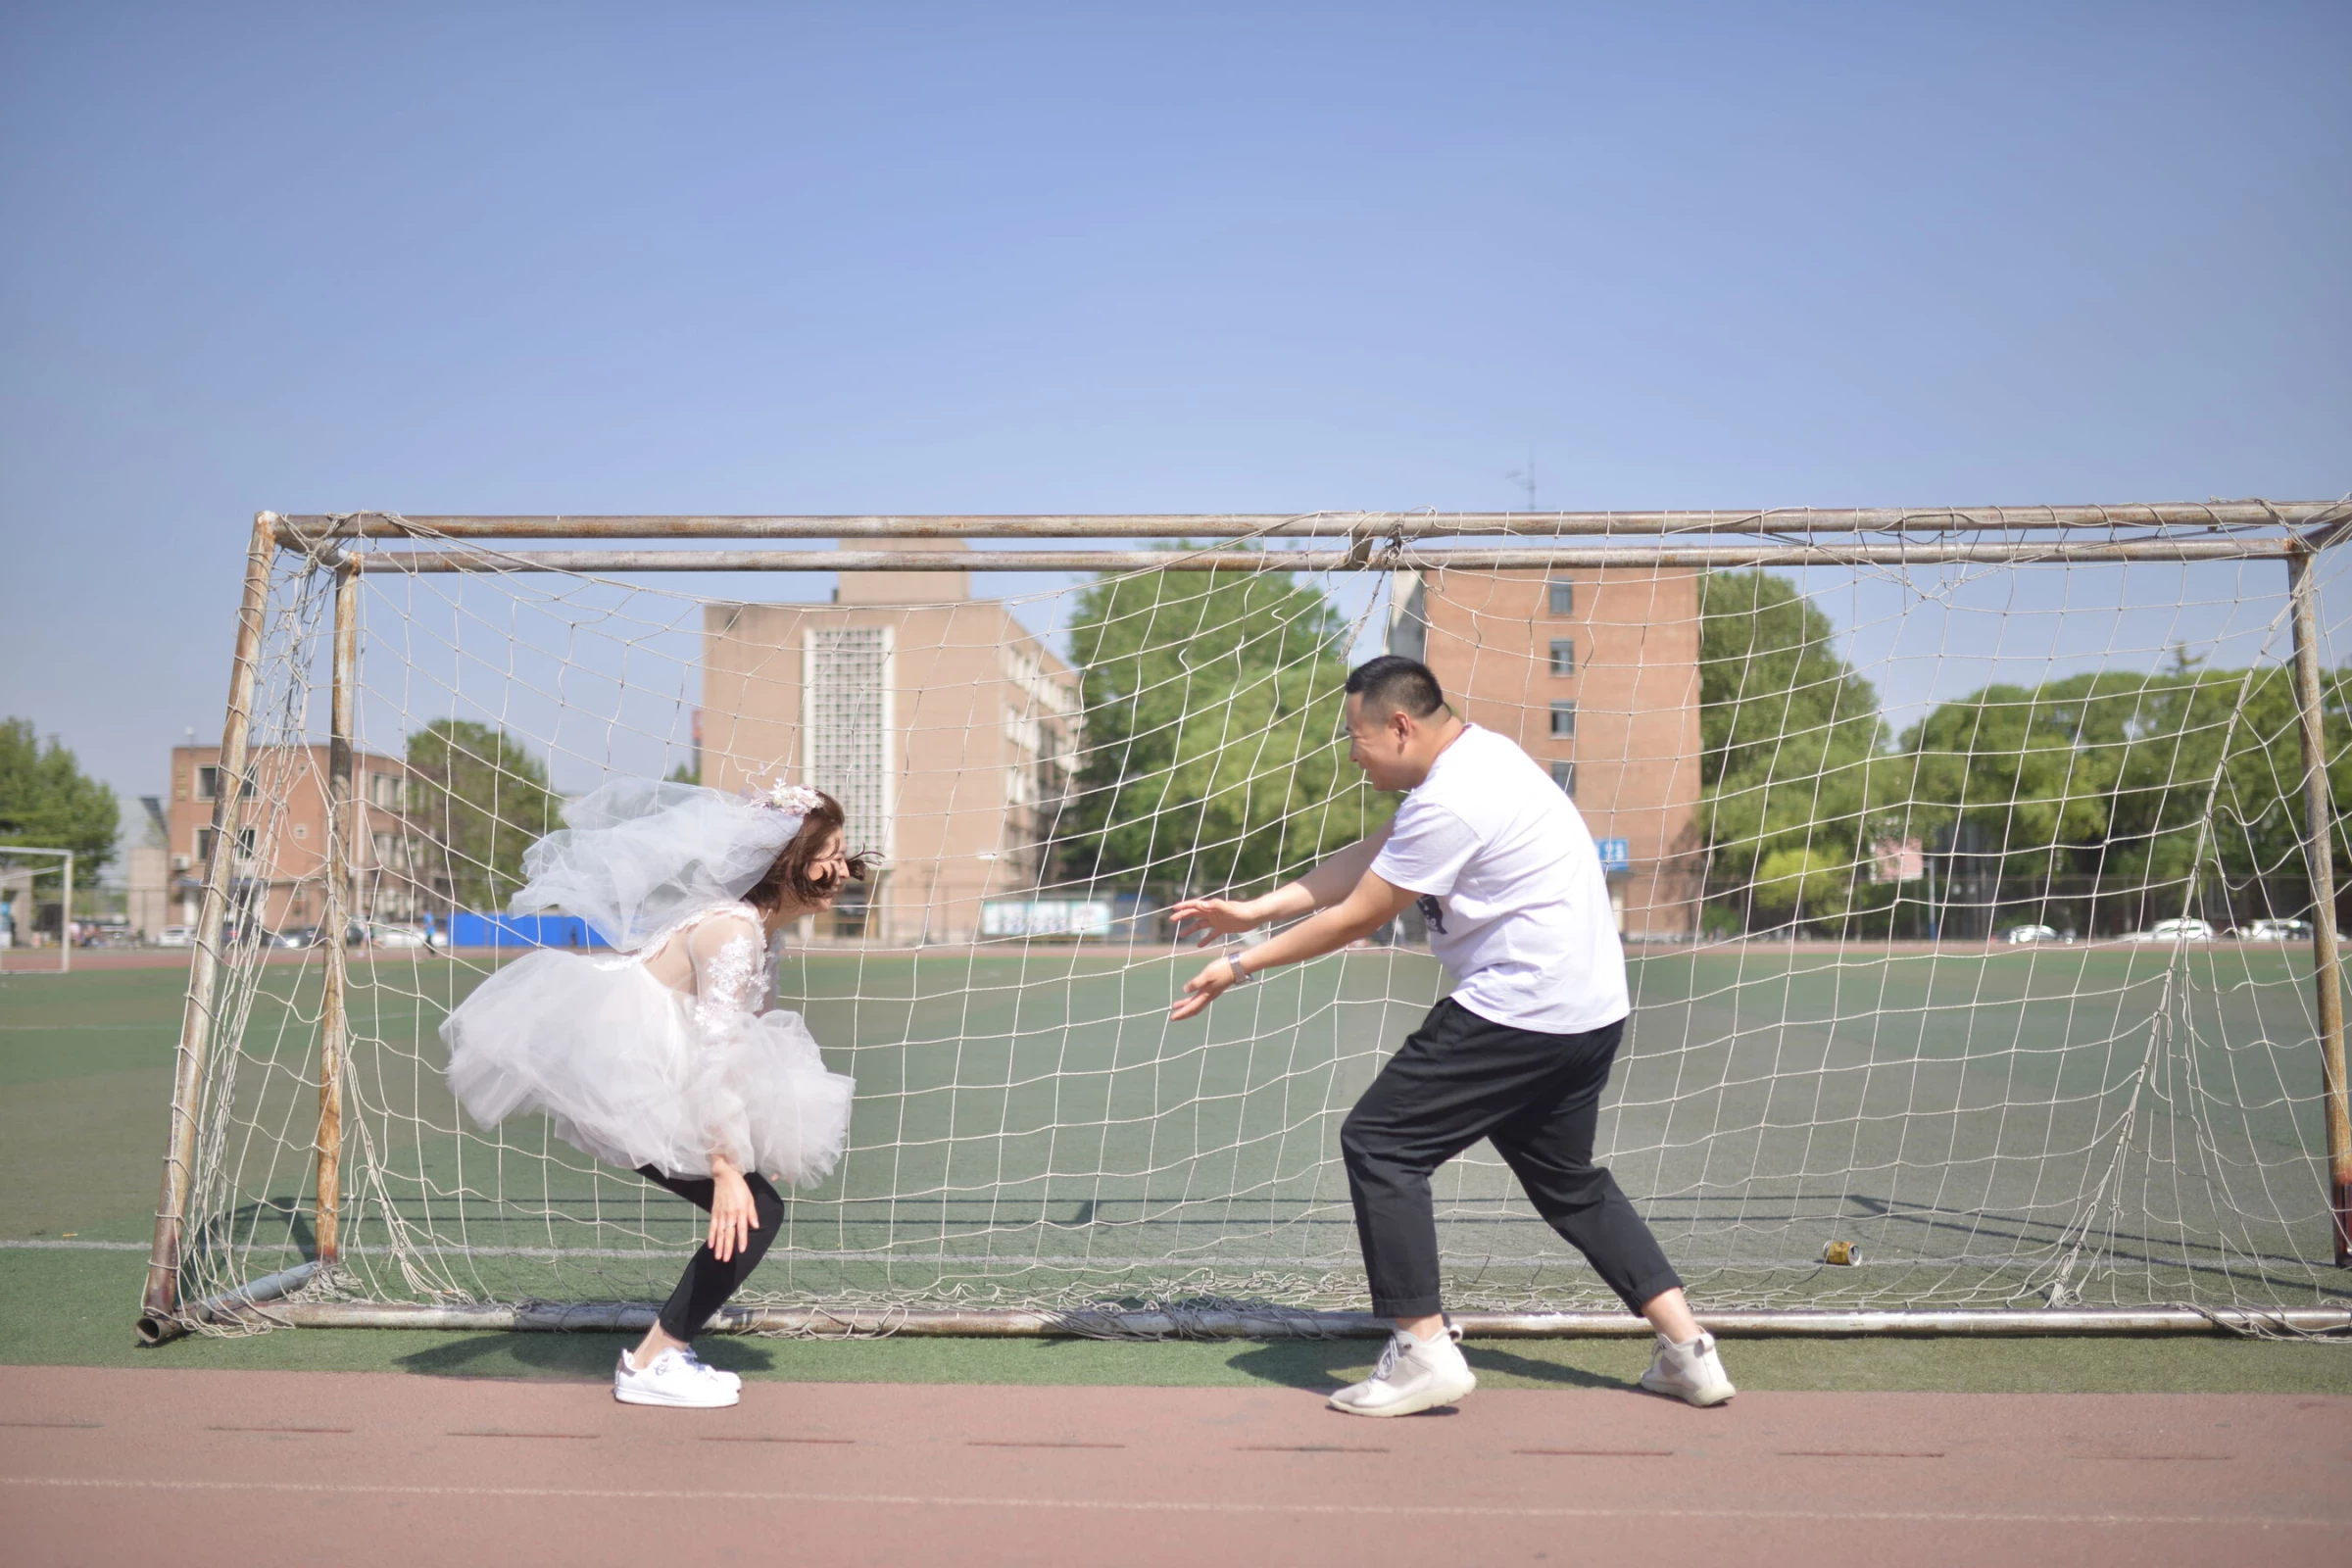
left=160, top=743, right=421, bottom=935
left=1391, top=566, right=1702, bottom=939
left=124, top=798, right=172, bottom=940
left=700, top=541, right=1081, bottom=945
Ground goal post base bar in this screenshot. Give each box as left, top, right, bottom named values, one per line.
left=145, top=1283, right=2352, bottom=1342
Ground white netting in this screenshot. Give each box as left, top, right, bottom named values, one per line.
left=163, top=519, right=2352, bottom=1329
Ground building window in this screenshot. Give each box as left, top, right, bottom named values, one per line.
left=1549, top=700, right=1577, bottom=738
left=805, top=625, right=893, bottom=859
left=1548, top=639, right=1575, bottom=676
left=196, top=827, right=255, bottom=863
left=1547, top=579, right=1574, bottom=615
left=1550, top=760, right=1576, bottom=799
left=368, top=773, right=403, bottom=810
left=197, top=767, right=254, bottom=802
left=830, top=881, right=871, bottom=940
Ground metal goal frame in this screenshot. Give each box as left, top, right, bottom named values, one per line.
left=137, top=503, right=2352, bottom=1343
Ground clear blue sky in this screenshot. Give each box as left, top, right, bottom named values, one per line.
left=3, top=2, right=2346, bottom=848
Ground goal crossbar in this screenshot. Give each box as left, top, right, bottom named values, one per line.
left=339, top=540, right=2312, bottom=574
left=276, top=501, right=2350, bottom=542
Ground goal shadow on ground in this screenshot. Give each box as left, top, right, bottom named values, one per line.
left=1221, top=1340, right=1626, bottom=1393
left=390, top=1331, right=782, bottom=1381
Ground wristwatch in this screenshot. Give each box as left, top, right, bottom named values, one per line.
left=1226, top=952, right=1254, bottom=985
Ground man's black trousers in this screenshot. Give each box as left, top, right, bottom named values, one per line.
left=635, top=1164, right=786, bottom=1340
left=1340, top=999, right=1683, bottom=1319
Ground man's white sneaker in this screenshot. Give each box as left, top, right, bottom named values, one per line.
left=1639, top=1330, right=1736, bottom=1407
left=1329, top=1327, right=1477, bottom=1418
left=614, top=1346, right=741, bottom=1408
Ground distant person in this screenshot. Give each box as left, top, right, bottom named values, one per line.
left=441, top=777, right=864, bottom=1409
left=0, top=898, right=13, bottom=951
left=1170, top=656, right=1734, bottom=1417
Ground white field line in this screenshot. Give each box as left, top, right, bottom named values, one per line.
left=0, top=1476, right=2342, bottom=1523
left=0, top=1476, right=2343, bottom=1528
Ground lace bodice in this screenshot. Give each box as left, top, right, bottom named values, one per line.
left=600, top=902, right=771, bottom=1024
left=688, top=919, right=769, bottom=1035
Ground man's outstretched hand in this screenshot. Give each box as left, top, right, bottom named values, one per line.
left=1168, top=896, right=1264, bottom=948
left=1170, top=953, right=1243, bottom=1022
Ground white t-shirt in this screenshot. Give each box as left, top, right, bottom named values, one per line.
left=1369, top=724, right=1629, bottom=1035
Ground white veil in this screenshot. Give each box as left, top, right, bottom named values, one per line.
left=508, top=779, right=811, bottom=952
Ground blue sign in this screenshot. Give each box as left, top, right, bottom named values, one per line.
left=1595, top=837, right=1631, bottom=875
left=450, top=912, right=612, bottom=950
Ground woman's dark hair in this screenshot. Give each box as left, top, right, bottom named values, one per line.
left=744, top=790, right=871, bottom=912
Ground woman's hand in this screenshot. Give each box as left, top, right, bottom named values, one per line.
left=708, top=1157, right=758, bottom=1263
left=1169, top=896, right=1267, bottom=948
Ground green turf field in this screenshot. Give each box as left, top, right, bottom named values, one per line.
left=3, top=956, right=2345, bottom=1393
left=140, top=942, right=2352, bottom=1315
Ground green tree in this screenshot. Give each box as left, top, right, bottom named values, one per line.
left=1748, top=845, right=1851, bottom=924
left=0, top=718, right=120, bottom=873
left=1896, top=661, right=2352, bottom=930
left=1894, top=680, right=2117, bottom=880
left=1061, top=556, right=1379, bottom=892
left=404, top=719, right=559, bottom=911
left=1696, top=571, right=1886, bottom=925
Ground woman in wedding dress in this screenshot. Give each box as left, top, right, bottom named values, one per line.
left=442, top=777, right=863, bottom=1408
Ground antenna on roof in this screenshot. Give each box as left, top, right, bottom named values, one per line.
left=1504, top=448, right=1536, bottom=513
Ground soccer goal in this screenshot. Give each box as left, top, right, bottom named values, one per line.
left=137, top=504, right=2352, bottom=1344
left=0, top=847, right=76, bottom=976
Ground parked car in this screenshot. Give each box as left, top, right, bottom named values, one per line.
left=2234, top=918, right=2313, bottom=941
left=260, top=928, right=310, bottom=949
left=2000, top=924, right=2059, bottom=945
left=2133, top=917, right=2216, bottom=943
left=365, top=922, right=431, bottom=949
left=153, top=925, right=193, bottom=948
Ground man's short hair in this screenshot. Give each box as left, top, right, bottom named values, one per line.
left=1346, top=656, right=1448, bottom=719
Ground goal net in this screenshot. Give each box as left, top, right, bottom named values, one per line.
left=146, top=510, right=2352, bottom=1335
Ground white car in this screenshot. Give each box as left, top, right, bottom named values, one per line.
left=2133, top=918, right=2216, bottom=943
left=2234, top=919, right=2313, bottom=941
left=154, top=926, right=194, bottom=948
left=365, top=923, right=431, bottom=949
left=2000, top=924, right=2059, bottom=945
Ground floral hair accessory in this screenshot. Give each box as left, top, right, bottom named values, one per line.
left=761, top=780, right=824, bottom=816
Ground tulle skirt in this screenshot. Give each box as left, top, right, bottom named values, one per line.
left=442, top=950, right=855, bottom=1187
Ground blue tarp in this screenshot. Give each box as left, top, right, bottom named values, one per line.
left=450, top=911, right=612, bottom=950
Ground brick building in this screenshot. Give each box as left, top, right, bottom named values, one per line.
left=156, top=743, right=421, bottom=936
left=699, top=541, right=1081, bottom=945
left=1390, top=565, right=1702, bottom=939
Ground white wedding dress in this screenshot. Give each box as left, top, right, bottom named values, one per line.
left=442, top=902, right=855, bottom=1186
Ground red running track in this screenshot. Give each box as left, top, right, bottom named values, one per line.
left=1, top=1366, right=2345, bottom=1567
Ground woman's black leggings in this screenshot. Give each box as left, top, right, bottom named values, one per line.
left=634, top=1164, right=785, bottom=1341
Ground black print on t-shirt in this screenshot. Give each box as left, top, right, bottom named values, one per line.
left=1416, top=894, right=1447, bottom=935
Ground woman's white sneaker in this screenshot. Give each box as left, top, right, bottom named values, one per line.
left=1329, top=1327, right=1477, bottom=1417
left=677, top=1346, right=741, bottom=1393
left=614, top=1346, right=741, bottom=1407
left=1639, top=1330, right=1736, bottom=1407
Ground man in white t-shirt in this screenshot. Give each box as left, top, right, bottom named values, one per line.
left=1171, top=656, right=1735, bottom=1418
